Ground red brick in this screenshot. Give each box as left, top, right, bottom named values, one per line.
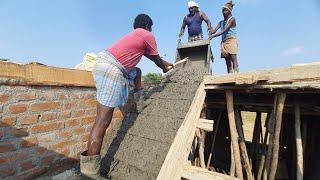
left=81, top=116, right=95, bottom=125
left=0, top=167, right=16, bottom=178
left=42, top=154, right=56, bottom=166
left=77, top=100, right=86, bottom=109
left=85, top=108, right=96, bottom=116
left=20, top=160, right=35, bottom=171
left=51, top=139, right=77, bottom=150
left=0, top=93, right=10, bottom=103
left=31, top=122, right=64, bottom=134
left=72, top=110, right=85, bottom=118
left=20, top=115, right=39, bottom=125
left=16, top=92, right=36, bottom=101
left=8, top=104, right=27, bottom=114
left=84, top=92, right=95, bottom=99
left=85, top=99, right=97, bottom=108
left=40, top=112, right=57, bottom=121
left=21, top=137, right=38, bottom=148
left=0, top=151, right=28, bottom=165
left=35, top=147, right=47, bottom=156
left=65, top=118, right=80, bottom=128
left=64, top=102, right=74, bottom=110
left=57, top=93, right=69, bottom=100
left=30, top=102, right=61, bottom=112
left=72, top=93, right=83, bottom=99
left=0, top=143, right=15, bottom=153
left=58, top=110, right=71, bottom=119
left=82, top=133, right=90, bottom=142
left=15, top=166, right=49, bottom=180
left=74, top=127, right=85, bottom=135
left=52, top=158, right=77, bottom=172
left=58, top=130, right=72, bottom=139
left=9, top=128, right=29, bottom=137
left=0, top=116, right=16, bottom=127
left=56, top=147, right=70, bottom=156
left=39, top=92, right=55, bottom=101
left=85, top=125, right=93, bottom=133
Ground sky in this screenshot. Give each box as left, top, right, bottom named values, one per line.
left=0, top=0, right=319, bottom=75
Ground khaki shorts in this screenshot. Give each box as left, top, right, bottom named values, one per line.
left=221, top=37, right=238, bottom=58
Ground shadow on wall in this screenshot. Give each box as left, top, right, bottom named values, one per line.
left=0, top=122, right=78, bottom=179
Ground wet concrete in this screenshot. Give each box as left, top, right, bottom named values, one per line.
left=42, top=62, right=209, bottom=180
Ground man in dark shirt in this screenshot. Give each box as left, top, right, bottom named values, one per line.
left=179, top=1, right=213, bottom=41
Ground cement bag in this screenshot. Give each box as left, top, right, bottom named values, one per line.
left=74, top=53, right=97, bottom=71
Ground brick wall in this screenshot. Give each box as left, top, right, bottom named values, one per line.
left=0, top=62, right=127, bottom=179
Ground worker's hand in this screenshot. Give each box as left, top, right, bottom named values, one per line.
left=162, top=60, right=173, bottom=73
left=178, top=32, right=184, bottom=37
left=207, top=27, right=214, bottom=35
left=209, top=34, right=217, bottom=40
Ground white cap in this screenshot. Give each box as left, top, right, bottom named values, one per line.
left=188, top=1, right=199, bottom=8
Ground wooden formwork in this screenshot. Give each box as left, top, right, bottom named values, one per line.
left=158, top=62, right=320, bottom=180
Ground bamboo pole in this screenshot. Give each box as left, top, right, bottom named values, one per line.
left=235, top=110, right=254, bottom=180
left=268, top=93, right=286, bottom=180
left=295, top=101, right=304, bottom=180
left=251, top=112, right=262, bottom=176
left=206, top=112, right=222, bottom=168
left=264, top=95, right=278, bottom=178
left=230, top=144, right=235, bottom=176
left=198, top=129, right=206, bottom=168
left=257, top=113, right=270, bottom=180
left=226, top=90, right=243, bottom=179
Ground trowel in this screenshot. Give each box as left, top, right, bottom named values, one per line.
left=163, top=57, right=190, bottom=77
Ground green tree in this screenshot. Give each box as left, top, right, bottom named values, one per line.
left=143, top=73, right=162, bottom=85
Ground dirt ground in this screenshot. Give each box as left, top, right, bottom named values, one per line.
left=241, top=111, right=267, bottom=142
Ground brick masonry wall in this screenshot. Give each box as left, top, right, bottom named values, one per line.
left=0, top=85, right=124, bottom=179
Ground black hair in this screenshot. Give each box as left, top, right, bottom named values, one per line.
left=133, top=14, right=153, bottom=30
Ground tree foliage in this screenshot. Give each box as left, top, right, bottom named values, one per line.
left=143, top=73, right=162, bottom=85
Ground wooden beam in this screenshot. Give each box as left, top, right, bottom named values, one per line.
left=197, top=118, right=214, bottom=131
left=206, top=112, right=222, bottom=168
left=268, top=93, right=286, bottom=180
left=182, top=166, right=240, bottom=180
left=156, top=82, right=206, bottom=180
left=226, top=90, right=243, bottom=179
left=235, top=110, right=254, bottom=180
left=294, top=101, right=304, bottom=180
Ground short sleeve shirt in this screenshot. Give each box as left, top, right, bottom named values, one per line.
left=108, top=28, right=159, bottom=72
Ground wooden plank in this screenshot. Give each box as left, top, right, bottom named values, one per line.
left=156, top=82, right=206, bottom=180
left=182, top=166, right=240, bottom=180
left=197, top=118, right=214, bottom=131
left=294, top=101, right=304, bottom=180
left=204, top=62, right=320, bottom=86
left=0, top=61, right=95, bottom=87
left=226, top=90, right=243, bottom=179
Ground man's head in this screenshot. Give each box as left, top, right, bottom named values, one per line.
left=188, top=1, right=199, bottom=15
left=222, top=1, right=234, bottom=18
left=133, top=14, right=153, bottom=32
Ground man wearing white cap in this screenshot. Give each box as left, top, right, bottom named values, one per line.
left=179, top=1, right=213, bottom=42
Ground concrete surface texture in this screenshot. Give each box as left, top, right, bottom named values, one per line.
left=45, top=63, right=209, bottom=180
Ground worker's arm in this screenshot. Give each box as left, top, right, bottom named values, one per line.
left=179, top=16, right=187, bottom=37
left=145, top=54, right=173, bottom=73
left=200, top=12, right=213, bottom=34
left=211, top=21, right=221, bottom=35
left=210, top=17, right=235, bottom=39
